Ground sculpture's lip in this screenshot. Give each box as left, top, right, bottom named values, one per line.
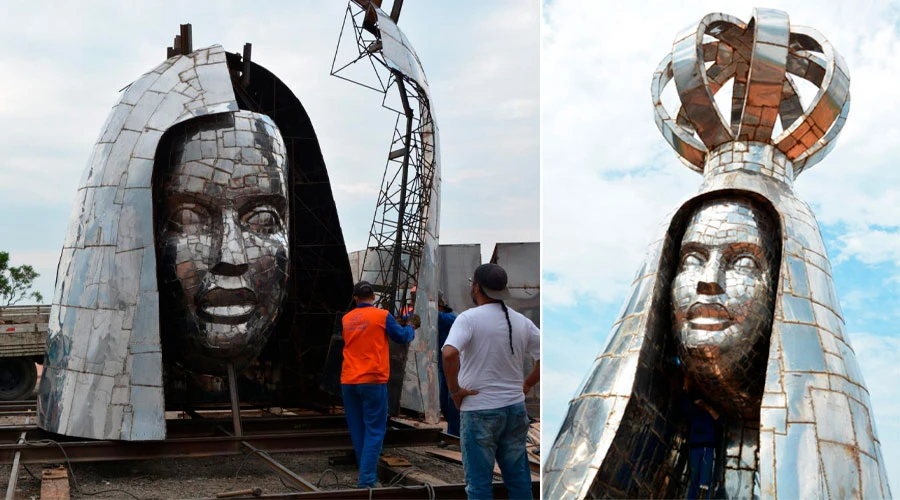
left=686, top=303, right=731, bottom=330
left=197, top=288, right=257, bottom=323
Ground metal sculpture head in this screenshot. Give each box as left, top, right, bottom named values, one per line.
left=154, top=110, right=290, bottom=375
left=652, top=7, right=850, bottom=178
left=672, top=197, right=779, bottom=418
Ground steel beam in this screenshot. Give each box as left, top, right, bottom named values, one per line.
left=0, top=427, right=442, bottom=465
left=0, top=414, right=351, bottom=442
left=201, top=481, right=540, bottom=499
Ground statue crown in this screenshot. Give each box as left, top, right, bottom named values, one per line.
left=652, top=8, right=850, bottom=183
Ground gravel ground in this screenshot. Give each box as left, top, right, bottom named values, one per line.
left=3, top=446, right=469, bottom=499
left=1, top=370, right=536, bottom=499
left=2, top=393, right=469, bottom=500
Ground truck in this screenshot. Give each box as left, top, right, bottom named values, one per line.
left=0, top=304, right=48, bottom=400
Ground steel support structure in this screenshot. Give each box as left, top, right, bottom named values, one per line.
left=331, top=1, right=437, bottom=316
left=331, top=0, right=440, bottom=418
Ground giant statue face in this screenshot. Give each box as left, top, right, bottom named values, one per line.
left=155, top=111, right=290, bottom=375
left=671, top=198, right=778, bottom=416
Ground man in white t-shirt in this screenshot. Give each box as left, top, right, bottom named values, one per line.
left=442, top=263, right=540, bottom=500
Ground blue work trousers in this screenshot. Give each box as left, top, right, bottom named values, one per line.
left=342, top=383, right=388, bottom=488
left=460, top=401, right=532, bottom=500
left=438, top=365, right=461, bottom=437
left=687, top=446, right=715, bottom=499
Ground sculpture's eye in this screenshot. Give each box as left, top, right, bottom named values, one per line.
left=168, top=206, right=208, bottom=233
left=729, top=255, right=759, bottom=273
left=242, top=207, right=283, bottom=234
left=680, top=252, right=705, bottom=270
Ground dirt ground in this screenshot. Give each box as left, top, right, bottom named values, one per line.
left=2, top=369, right=538, bottom=499
left=2, top=446, right=468, bottom=499
left=0, top=378, right=463, bottom=499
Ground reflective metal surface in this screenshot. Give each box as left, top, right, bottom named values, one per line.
left=652, top=8, right=850, bottom=175
left=544, top=8, right=891, bottom=500
left=333, top=2, right=441, bottom=423
left=38, top=45, right=239, bottom=441
left=673, top=199, right=778, bottom=419
left=38, top=40, right=354, bottom=441
left=155, top=111, right=289, bottom=375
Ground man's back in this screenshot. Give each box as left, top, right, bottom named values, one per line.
left=444, top=303, right=540, bottom=411
left=341, top=305, right=390, bottom=384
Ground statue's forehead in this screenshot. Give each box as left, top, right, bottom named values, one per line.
left=681, top=201, right=766, bottom=248
left=162, top=119, right=287, bottom=199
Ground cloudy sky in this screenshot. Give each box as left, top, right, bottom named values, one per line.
left=542, top=0, right=900, bottom=488
left=0, top=0, right=538, bottom=301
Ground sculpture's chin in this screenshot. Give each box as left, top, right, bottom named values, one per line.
left=676, top=323, right=767, bottom=419
left=176, top=316, right=276, bottom=376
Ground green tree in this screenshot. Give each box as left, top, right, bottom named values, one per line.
left=0, top=251, right=44, bottom=305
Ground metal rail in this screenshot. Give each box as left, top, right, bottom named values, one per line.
left=202, top=480, right=540, bottom=499
left=0, top=400, right=36, bottom=417
left=3, top=417, right=29, bottom=500
left=0, top=414, right=351, bottom=441
left=0, top=425, right=442, bottom=465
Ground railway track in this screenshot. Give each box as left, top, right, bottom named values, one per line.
left=0, top=417, right=442, bottom=464
left=0, top=399, right=36, bottom=417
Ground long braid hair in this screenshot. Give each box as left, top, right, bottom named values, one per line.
left=499, top=300, right=514, bottom=355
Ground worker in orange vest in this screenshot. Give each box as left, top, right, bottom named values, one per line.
left=399, top=285, right=416, bottom=319
left=341, top=280, right=419, bottom=488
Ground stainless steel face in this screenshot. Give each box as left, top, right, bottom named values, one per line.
left=154, top=110, right=289, bottom=375
left=672, top=198, right=778, bottom=418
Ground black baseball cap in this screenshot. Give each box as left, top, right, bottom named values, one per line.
left=473, top=263, right=512, bottom=300
left=352, top=280, right=375, bottom=297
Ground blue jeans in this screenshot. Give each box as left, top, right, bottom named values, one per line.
left=342, top=384, right=388, bottom=487
left=460, top=402, right=532, bottom=500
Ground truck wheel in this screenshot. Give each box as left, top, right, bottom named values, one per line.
left=0, top=358, right=38, bottom=400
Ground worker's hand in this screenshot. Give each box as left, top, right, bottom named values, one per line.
left=408, top=314, right=421, bottom=329
left=451, top=388, right=478, bottom=410
left=397, top=316, right=408, bottom=327
left=523, top=381, right=534, bottom=394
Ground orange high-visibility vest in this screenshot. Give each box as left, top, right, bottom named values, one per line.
left=341, top=305, right=391, bottom=384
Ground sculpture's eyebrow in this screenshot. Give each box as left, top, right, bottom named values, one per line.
left=235, top=194, right=286, bottom=215
left=162, top=191, right=219, bottom=209
left=679, top=241, right=709, bottom=256
left=724, top=241, right=764, bottom=259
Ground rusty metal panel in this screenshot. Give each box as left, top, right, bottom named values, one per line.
left=0, top=330, right=46, bottom=357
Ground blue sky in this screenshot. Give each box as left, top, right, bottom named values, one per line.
left=542, top=0, right=900, bottom=490
left=0, top=1, right=538, bottom=300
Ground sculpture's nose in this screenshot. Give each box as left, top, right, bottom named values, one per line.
left=697, top=280, right=725, bottom=295
left=211, top=208, right=249, bottom=276
left=696, top=256, right=725, bottom=295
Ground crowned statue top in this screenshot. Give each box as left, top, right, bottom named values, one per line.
left=652, top=8, right=850, bottom=184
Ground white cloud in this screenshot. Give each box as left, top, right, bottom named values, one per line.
left=835, top=228, right=900, bottom=265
